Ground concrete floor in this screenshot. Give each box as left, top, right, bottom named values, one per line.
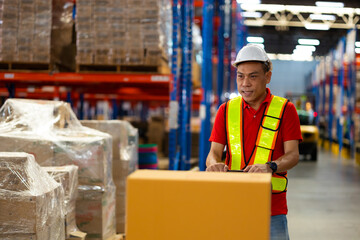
left=287, top=150, right=360, bottom=240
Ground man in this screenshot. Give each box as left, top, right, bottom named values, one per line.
left=206, top=44, right=302, bottom=240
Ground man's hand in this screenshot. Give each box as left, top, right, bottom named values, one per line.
left=244, top=164, right=272, bottom=173
left=206, top=163, right=229, bottom=172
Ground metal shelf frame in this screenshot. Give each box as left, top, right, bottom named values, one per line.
left=168, top=0, right=194, bottom=171
left=315, top=29, right=357, bottom=158
left=199, top=0, right=215, bottom=171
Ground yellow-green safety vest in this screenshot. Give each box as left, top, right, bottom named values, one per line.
left=225, top=95, right=288, bottom=193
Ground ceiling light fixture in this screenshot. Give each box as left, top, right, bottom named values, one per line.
left=305, top=23, right=330, bottom=30
left=296, top=45, right=316, bottom=52
left=355, top=48, right=360, bottom=54
left=247, top=36, right=264, bottom=43
left=267, top=53, right=277, bottom=60
left=277, top=54, right=293, bottom=61
left=292, top=50, right=314, bottom=61
left=237, top=0, right=261, bottom=4
left=251, top=43, right=265, bottom=49
left=315, top=1, right=344, bottom=8
left=241, top=11, right=262, bottom=18
left=355, top=42, right=360, bottom=48
left=293, top=49, right=313, bottom=55
left=309, top=14, right=336, bottom=21
left=298, top=39, right=320, bottom=46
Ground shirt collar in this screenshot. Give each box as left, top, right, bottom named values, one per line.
left=243, top=88, right=272, bottom=109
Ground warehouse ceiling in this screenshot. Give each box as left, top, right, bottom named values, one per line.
left=242, top=0, right=360, bottom=57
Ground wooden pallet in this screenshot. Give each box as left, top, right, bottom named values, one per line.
left=0, top=61, right=51, bottom=72
left=76, top=63, right=170, bottom=74
left=66, top=233, right=124, bottom=240
left=109, top=234, right=125, bottom=240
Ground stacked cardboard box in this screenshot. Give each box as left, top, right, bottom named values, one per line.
left=0, top=152, right=65, bottom=240
left=51, top=0, right=76, bottom=71
left=0, top=99, right=117, bottom=240
left=0, top=0, right=51, bottom=63
left=0, top=0, right=18, bottom=61
left=75, top=0, right=171, bottom=66
left=76, top=184, right=116, bottom=239
left=43, top=165, right=87, bottom=239
left=81, top=120, right=139, bottom=233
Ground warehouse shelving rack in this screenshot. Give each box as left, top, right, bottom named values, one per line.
left=198, top=0, right=246, bottom=170
left=0, top=0, right=198, bottom=172
left=0, top=0, right=246, bottom=171
left=198, top=0, right=215, bottom=171
left=315, top=29, right=358, bottom=160
left=168, top=0, right=195, bottom=171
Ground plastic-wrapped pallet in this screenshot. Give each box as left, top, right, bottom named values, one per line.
left=43, top=165, right=87, bottom=239
left=0, top=99, right=117, bottom=240
left=0, top=0, right=52, bottom=63
left=0, top=152, right=65, bottom=240
left=80, top=120, right=138, bottom=233
left=75, top=0, right=172, bottom=67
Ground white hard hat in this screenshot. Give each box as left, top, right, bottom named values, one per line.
left=232, top=44, right=270, bottom=67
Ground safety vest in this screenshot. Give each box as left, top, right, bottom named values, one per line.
left=225, top=94, right=289, bottom=194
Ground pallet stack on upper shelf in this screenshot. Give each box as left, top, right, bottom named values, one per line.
left=75, top=0, right=172, bottom=74
left=0, top=0, right=52, bottom=70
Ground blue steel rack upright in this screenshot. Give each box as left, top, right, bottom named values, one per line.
left=225, top=0, right=234, bottom=95
left=169, top=0, right=194, bottom=171
left=217, top=0, right=225, bottom=107
left=346, top=29, right=357, bottom=158
left=168, top=0, right=180, bottom=170
left=336, top=37, right=346, bottom=152
left=328, top=50, right=335, bottom=146
left=186, top=0, right=195, bottom=169
left=199, top=0, right=215, bottom=171
left=179, top=0, right=193, bottom=170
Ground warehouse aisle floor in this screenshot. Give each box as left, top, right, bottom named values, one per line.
left=287, top=150, right=360, bottom=240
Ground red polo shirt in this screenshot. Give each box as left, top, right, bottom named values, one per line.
left=209, top=88, right=302, bottom=216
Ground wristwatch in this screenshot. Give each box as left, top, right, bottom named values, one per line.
left=266, top=161, right=277, bottom=173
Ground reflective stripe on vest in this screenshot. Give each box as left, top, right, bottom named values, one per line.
left=226, top=95, right=288, bottom=193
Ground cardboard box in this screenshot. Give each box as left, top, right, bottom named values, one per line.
left=81, top=120, right=138, bottom=233
left=0, top=152, right=65, bottom=240
left=126, top=170, right=272, bottom=240
left=43, top=165, right=83, bottom=238
left=147, top=116, right=165, bottom=157
left=52, top=136, right=112, bottom=187
left=76, top=184, right=116, bottom=240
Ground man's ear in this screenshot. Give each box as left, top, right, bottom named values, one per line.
left=265, top=71, right=272, bottom=84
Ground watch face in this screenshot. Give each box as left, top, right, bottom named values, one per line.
left=270, top=162, right=277, bottom=172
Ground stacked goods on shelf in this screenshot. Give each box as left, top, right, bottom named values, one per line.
left=75, top=0, right=172, bottom=68
left=51, top=0, right=76, bottom=71
left=146, top=116, right=165, bottom=157
left=0, top=0, right=51, bottom=63
left=355, top=54, right=360, bottom=145
left=81, top=120, right=138, bottom=233
left=0, top=152, right=65, bottom=239
left=0, top=99, right=117, bottom=240
left=43, top=165, right=87, bottom=239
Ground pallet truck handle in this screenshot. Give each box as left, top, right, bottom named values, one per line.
left=227, top=169, right=245, bottom=172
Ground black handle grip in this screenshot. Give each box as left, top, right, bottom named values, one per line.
left=227, top=169, right=245, bottom=172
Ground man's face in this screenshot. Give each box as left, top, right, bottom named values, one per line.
left=236, top=62, right=272, bottom=108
